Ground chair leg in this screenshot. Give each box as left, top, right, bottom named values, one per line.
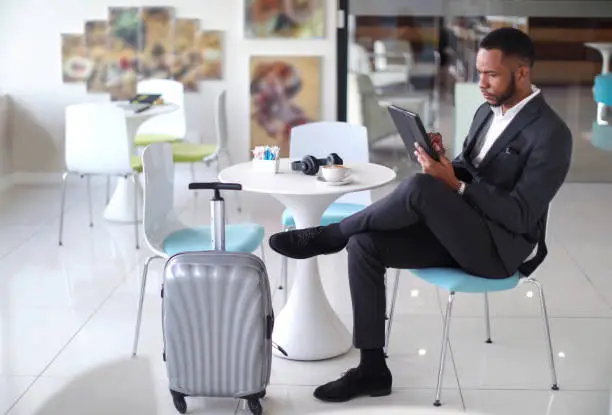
left=259, top=243, right=266, bottom=263
left=525, top=278, right=559, bottom=391
left=132, top=255, right=162, bottom=357
left=132, top=174, right=140, bottom=250
left=597, top=102, right=608, bottom=125
left=484, top=293, right=492, bottom=344
left=106, top=175, right=111, bottom=204
left=58, top=172, right=70, bottom=246
left=384, top=268, right=401, bottom=357
left=434, top=292, right=456, bottom=407
left=86, top=175, right=94, bottom=228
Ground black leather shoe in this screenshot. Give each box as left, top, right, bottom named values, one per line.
left=269, top=224, right=347, bottom=260
left=313, top=368, right=392, bottom=403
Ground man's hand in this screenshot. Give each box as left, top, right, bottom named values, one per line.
left=414, top=143, right=461, bottom=191
left=428, top=132, right=445, bottom=156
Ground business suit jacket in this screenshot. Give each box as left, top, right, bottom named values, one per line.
left=453, top=93, right=572, bottom=276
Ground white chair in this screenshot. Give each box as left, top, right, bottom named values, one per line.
left=131, top=142, right=265, bottom=357
left=278, top=121, right=371, bottom=304
left=135, top=79, right=187, bottom=145
left=59, top=103, right=141, bottom=249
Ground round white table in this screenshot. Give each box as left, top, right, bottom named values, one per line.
left=218, top=159, right=397, bottom=361
left=585, top=42, right=612, bottom=74
left=104, top=103, right=179, bottom=223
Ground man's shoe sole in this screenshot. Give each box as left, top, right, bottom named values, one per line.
left=313, top=387, right=392, bottom=403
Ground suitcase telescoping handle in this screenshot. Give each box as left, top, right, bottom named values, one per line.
left=188, top=182, right=242, bottom=251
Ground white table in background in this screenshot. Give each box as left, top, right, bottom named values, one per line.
left=585, top=42, right=612, bottom=74
left=103, top=103, right=179, bottom=223
left=218, top=159, right=396, bottom=361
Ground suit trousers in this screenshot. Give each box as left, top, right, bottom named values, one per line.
left=338, top=174, right=508, bottom=349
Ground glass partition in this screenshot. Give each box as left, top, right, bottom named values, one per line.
left=341, top=4, right=612, bottom=182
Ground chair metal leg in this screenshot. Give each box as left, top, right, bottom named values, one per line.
left=597, top=102, right=608, bottom=125
left=434, top=292, right=456, bottom=407
left=484, top=293, right=492, bottom=343
left=106, top=176, right=111, bottom=204
left=132, top=255, right=162, bottom=357
left=58, top=172, right=70, bottom=246
left=525, top=278, right=559, bottom=390
left=132, top=174, right=140, bottom=250
left=384, top=268, right=401, bottom=357
left=86, top=175, right=93, bottom=227
left=259, top=243, right=266, bottom=264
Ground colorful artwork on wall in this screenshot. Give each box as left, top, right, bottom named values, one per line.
left=249, top=56, right=321, bottom=157
left=60, top=7, right=225, bottom=98
left=244, top=0, right=325, bottom=39
left=61, top=34, right=90, bottom=83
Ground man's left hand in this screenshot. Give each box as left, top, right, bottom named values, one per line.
left=414, top=143, right=461, bottom=191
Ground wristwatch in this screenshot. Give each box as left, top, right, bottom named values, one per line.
left=457, top=181, right=466, bottom=196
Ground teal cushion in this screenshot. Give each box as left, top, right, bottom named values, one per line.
left=595, top=74, right=612, bottom=105
left=410, top=268, right=521, bottom=293
left=162, top=224, right=265, bottom=256
left=282, top=203, right=367, bottom=228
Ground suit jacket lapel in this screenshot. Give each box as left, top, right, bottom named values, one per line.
left=476, top=94, right=544, bottom=170
left=463, top=105, right=492, bottom=158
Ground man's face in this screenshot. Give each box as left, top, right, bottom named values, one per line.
left=476, top=48, right=516, bottom=107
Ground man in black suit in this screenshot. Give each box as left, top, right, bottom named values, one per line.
left=268, top=27, right=573, bottom=402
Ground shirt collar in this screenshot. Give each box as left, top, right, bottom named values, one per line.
left=491, top=85, right=541, bottom=118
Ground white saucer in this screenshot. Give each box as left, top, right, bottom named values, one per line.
left=317, top=175, right=353, bottom=186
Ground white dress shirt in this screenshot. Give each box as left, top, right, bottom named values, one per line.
left=472, top=85, right=541, bottom=167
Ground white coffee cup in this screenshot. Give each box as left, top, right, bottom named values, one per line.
left=321, top=164, right=350, bottom=182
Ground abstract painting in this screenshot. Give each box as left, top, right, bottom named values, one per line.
left=61, top=34, right=90, bottom=83
left=245, top=0, right=325, bottom=39
left=60, top=7, right=225, bottom=96
left=107, top=7, right=141, bottom=100
left=139, top=7, right=174, bottom=80
left=85, top=21, right=108, bottom=93
left=197, top=31, right=223, bottom=80
left=173, top=18, right=200, bottom=91
left=249, top=56, right=321, bottom=156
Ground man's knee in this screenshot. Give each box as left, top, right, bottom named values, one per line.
left=397, top=173, right=445, bottom=203
left=346, top=233, right=378, bottom=256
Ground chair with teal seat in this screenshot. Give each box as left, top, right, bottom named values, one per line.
left=278, top=121, right=372, bottom=303
left=385, top=207, right=558, bottom=407
left=594, top=74, right=612, bottom=125
left=591, top=120, right=612, bottom=151
left=131, top=142, right=265, bottom=357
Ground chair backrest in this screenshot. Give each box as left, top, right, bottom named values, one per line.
left=141, top=142, right=182, bottom=254
left=290, top=121, right=371, bottom=206
left=214, top=89, right=228, bottom=150
left=65, top=103, right=132, bottom=174
left=136, top=79, right=187, bottom=139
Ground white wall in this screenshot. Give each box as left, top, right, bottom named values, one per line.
left=0, top=0, right=338, bottom=174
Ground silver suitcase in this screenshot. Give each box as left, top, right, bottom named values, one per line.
left=161, top=182, right=276, bottom=414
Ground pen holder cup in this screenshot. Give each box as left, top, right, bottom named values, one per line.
left=252, top=158, right=280, bottom=173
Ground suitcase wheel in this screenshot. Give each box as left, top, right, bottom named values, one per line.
left=247, top=398, right=262, bottom=415
left=170, top=390, right=187, bottom=414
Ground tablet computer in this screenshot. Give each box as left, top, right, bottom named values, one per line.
left=387, top=105, right=439, bottom=162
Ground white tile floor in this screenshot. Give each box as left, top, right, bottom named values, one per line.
left=1, top=166, right=611, bottom=415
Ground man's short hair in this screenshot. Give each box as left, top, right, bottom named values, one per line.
left=480, top=27, right=535, bottom=68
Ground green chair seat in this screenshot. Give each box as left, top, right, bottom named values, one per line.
left=131, top=155, right=143, bottom=173
left=134, top=134, right=182, bottom=146
left=171, top=142, right=217, bottom=163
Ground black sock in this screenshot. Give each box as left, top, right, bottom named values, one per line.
left=359, top=348, right=387, bottom=374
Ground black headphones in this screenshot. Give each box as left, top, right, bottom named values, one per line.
left=290, top=153, right=343, bottom=176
